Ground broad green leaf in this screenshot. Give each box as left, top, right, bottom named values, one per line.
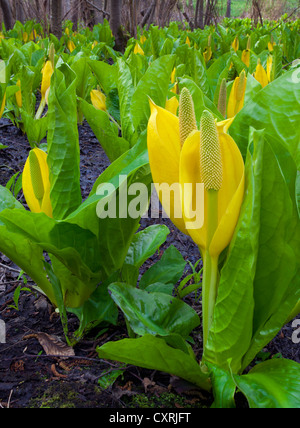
left=109, top=283, right=200, bottom=339
left=207, top=53, right=231, bottom=98
left=234, top=359, right=300, bottom=408
left=44, top=261, right=69, bottom=340
left=139, top=245, right=186, bottom=290
left=88, top=60, right=117, bottom=94
left=0, top=60, right=6, bottom=83
left=145, top=282, right=174, bottom=295
left=244, top=73, right=262, bottom=104
left=88, top=133, right=149, bottom=199
left=70, top=275, right=119, bottom=338
left=125, top=224, right=169, bottom=268
left=71, top=57, right=95, bottom=122
left=230, top=70, right=300, bottom=169
left=97, top=334, right=211, bottom=391
left=203, top=131, right=260, bottom=374
left=80, top=98, right=129, bottom=162
left=18, top=66, right=36, bottom=115
left=71, top=56, right=95, bottom=101
left=206, top=363, right=236, bottom=409
left=21, top=111, right=48, bottom=147
left=0, top=186, right=23, bottom=211
left=117, top=58, right=137, bottom=146
left=270, top=45, right=283, bottom=82
left=0, top=209, right=102, bottom=307
left=188, top=49, right=210, bottom=98
left=149, top=26, right=161, bottom=59
left=47, top=63, right=82, bottom=219
left=204, top=129, right=300, bottom=374
left=0, top=199, right=55, bottom=305
left=131, top=54, right=176, bottom=133
left=241, top=132, right=300, bottom=370
left=65, top=156, right=152, bottom=282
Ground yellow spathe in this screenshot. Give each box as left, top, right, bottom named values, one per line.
left=253, top=59, right=268, bottom=88
left=90, top=89, right=107, bottom=112
left=41, top=60, right=54, bottom=101
left=22, top=148, right=52, bottom=217
left=227, top=71, right=247, bottom=118
left=147, top=100, right=244, bottom=259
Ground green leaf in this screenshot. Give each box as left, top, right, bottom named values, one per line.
left=21, top=111, right=48, bottom=148
left=70, top=275, right=119, bottom=339
left=71, top=56, right=95, bottom=101
left=88, top=60, right=117, bottom=95
left=0, top=208, right=56, bottom=306
left=0, top=186, right=23, bottom=211
left=0, top=59, right=6, bottom=83
left=203, top=131, right=258, bottom=374
left=145, top=282, right=174, bottom=295
left=47, top=63, right=82, bottom=220
left=206, top=363, right=236, bottom=409
left=44, top=261, right=70, bottom=341
left=97, top=334, right=211, bottom=391
left=139, top=245, right=186, bottom=290
left=241, top=132, right=300, bottom=370
left=109, top=283, right=200, bottom=340
left=17, top=66, right=36, bottom=115
left=88, top=133, right=149, bottom=199
left=130, top=55, right=176, bottom=134
left=234, top=359, right=300, bottom=408
left=270, top=45, right=283, bottom=82
left=188, top=49, right=210, bottom=98
left=80, top=98, right=129, bottom=162
left=204, top=128, right=300, bottom=374
left=125, top=224, right=169, bottom=269
left=244, top=73, right=262, bottom=104
left=230, top=70, right=300, bottom=169
left=0, top=208, right=102, bottom=308
left=98, top=368, right=124, bottom=390
left=64, top=152, right=152, bottom=285
left=116, top=58, right=137, bottom=146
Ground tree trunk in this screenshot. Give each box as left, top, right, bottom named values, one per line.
left=51, top=0, right=62, bottom=38
left=110, top=0, right=123, bottom=51
left=15, top=0, right=26, bottom=23
left=226, top=0, right=231, bottom=18
left=252, top=0, right=263, bottom=26
left=195, top=0, right=204, bottom=29
left=0, top=0, right=13, bottom=29
left=71, top=0, right=79, bottom=31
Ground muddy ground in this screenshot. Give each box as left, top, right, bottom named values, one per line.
left=0, top=118, right=298, bottom=408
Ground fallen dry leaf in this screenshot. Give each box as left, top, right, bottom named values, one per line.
left=23, top=333, right=75, bottom=357
left=143, top=377, right=156, bottom=393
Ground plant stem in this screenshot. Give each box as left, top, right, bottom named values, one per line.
left=35, top=97, right=46, bottom=120
left=202, top=251, right=219, bottom=348
left=108, top=113, right=121, bottom=131
left=202, top=189, right=219, bottom=348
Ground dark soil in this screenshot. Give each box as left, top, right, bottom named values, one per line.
left=0, top=118, right=298, bottom=409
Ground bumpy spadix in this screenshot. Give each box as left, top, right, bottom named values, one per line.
left=200, top=111, right=223, bottom=191
left=179, top=88, right=197, bottom=146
